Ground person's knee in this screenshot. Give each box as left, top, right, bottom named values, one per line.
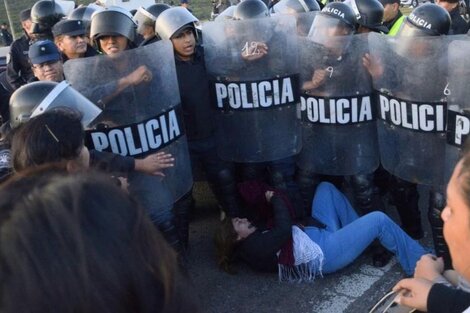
left=316, top=181, right=337, bottom=195
left=365, top=211, right=389, bottom=224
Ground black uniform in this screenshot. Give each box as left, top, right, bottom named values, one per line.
left=173, top=44, right=240, bottom=249
left=139, top=35, right=159, bottom=47
left=0, top=28, right=13, bottom=46
left=449, top=6, right=469, bottom=34
left=6, top=35, right=34, bottom=90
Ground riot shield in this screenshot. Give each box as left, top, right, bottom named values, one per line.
left=297, top=33, right=379, bottom=176
left=445, top=36, right=470, bottom=183
left=64, top=40, right=192, bottom=206
left=295, top=11, right=317, bottom=36
left=368, top=32, right=449, bottom=186
left=203, top=15, right=302, bottom=162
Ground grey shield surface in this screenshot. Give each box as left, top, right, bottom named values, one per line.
left=368, top=32, right=449, bottom=186
left=64, top=40, right=193, bottom=206
left=295, top=11, right=317, bottom=36
left=203, top=15, right=302, bottom=162
left=445, top=36, right=470, bottom=184
left=297, top=34, right=379, bottom=176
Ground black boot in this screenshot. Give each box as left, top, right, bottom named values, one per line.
left=390, top=177, right=423, bottom=240
left=210, top=168, right=242, bottom=218
left=296, top=169, right=321, bottom=217
left=174, top=191, right=194, bottom=252
left=349, top=173, right=375, bottom=215
left=157, top=218, right=182, bottom=255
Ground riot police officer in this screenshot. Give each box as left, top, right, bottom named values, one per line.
left=399, top=3, right=452, bottom=265
left=133, top=4, right=170, bottom=46
left=270, top=0, right=320, bottom=14
left=68, top=4, right=104, bottom=38
left=30, top=0, right=65, bottom=40
left=52, top=19, right=98, bottom=62
left=365, top=4, right=452, bottom=265
left=156, top=7, right=242, bottom=250
left=350, top=0, right=389, bottom=33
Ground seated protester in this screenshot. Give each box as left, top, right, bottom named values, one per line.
left=0, top=168, right=201, bottom=313
left=52, top=19, right=99, bottom=62
left=393, top=152, right=470, bottom=313
left=215, top=181, right=427, bottom=280
left=28, top=40, right=64, bottom=83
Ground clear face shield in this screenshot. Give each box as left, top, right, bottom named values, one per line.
left=133, top=7, right=156, bottom=34
left=30, top=81, right=102, bottom=128
left=308, top=14, right=354, bottom=52
left=395, top=20, right=438, bottom=58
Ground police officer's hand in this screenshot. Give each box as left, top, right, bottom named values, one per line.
left=414, top=254, right=444, bottom=281
left=392, top=277, right=433, bottom=312
left=135, top=152, right=174, bottom=177
left=125, top=65, right=153, bottom=86
left=302, top=69, right=327, bottom=92
left=362, top=53, right=383, bottom=79
left=241, top=42, right=268, bottom=61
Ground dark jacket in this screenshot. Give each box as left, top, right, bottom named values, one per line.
left=61, top=45, right=99, bottom=63
left=139, top=35, right=159, bottom=47
left=427, top=283, right=470, bottom=313
left=174, top=45, right=215, bottom=141
left=449, top=6, right=469, bottom=35
left=236, top=195, right=292, bottom=272
left=0, top=29, right=13, bottom=46
left=6, top=34, right=34, bottom=90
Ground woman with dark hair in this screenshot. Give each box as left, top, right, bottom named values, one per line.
left=11, top=109, right=89, bottom=173
left=0, top=168, right=200, bottom=313
left=392, top=151, right=470, bottom=312
left=215, top=181, right=427, bottom=281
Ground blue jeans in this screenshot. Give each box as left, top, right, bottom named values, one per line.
left=303, top=182, right=426, bottom=276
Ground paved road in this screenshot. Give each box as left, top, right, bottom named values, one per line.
left=187, top=182, right=432, bottom=313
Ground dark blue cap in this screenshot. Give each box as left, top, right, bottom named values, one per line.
left=28, top=40, right=61, bottom=65
left=52, top=19, right=86, bottom=37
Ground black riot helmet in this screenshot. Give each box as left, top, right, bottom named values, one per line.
left=9, top=81, right=101, bottom=129
left=68, top=4, right=104, bottom=34
left=318, top=2, right=356, bottom=29
left=272, top=0, right=320, bottom=14
left=134, top=4, right=170, bottom=34
left=350, top=0, right=388, bottom=33
left=147, top=3, right=171, bottom=19
left=90, top=6, right=137, bottom=50
left=398, top=3, right=451, bottom=36
left=30, top=0, right=65, bottom=35
left=233, top=0, right=270, bottom=20
left=155, top=7, right=199, bottom=40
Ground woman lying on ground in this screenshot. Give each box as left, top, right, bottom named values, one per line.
left=215, top=181, right=427, bottom=281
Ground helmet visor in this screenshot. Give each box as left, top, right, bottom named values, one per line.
left=31, top=81, right=102, bottom=127
left=134, top=7, right=156, bottom=34
left=308, top=14, right=353, bottom=48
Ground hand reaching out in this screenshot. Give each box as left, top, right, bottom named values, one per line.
left=135, top=152, right=174, bottom=176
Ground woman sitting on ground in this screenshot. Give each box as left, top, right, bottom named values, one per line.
left=215, top=181, right=427, bottom=281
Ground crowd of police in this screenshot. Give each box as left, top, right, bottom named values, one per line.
left=0, top=0, right=470, bottom=310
